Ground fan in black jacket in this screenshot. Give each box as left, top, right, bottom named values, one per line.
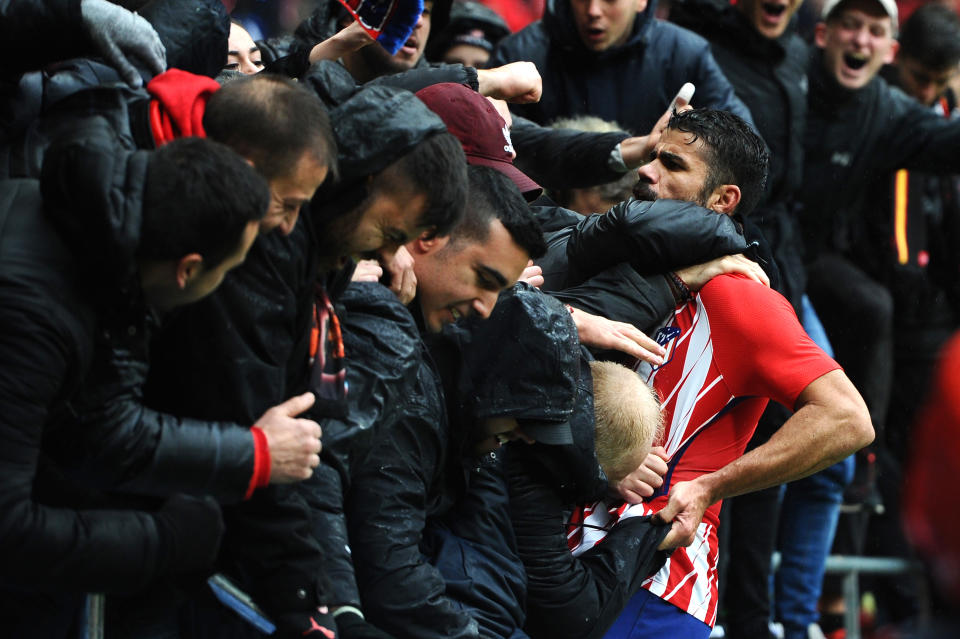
left=0, top=127, right=268, bottom=633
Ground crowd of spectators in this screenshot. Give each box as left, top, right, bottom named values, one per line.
left=1, top=1, right=958, bottom=639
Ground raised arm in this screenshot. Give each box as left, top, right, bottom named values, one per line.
left=658, top=368, right=872, bottom=548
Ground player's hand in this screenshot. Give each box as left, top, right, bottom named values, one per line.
left=615, top=446, right=669, bottom=503
left=654, top=478, right=714, bottom=549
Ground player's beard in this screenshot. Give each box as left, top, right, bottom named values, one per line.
left=633, top=181, right=657, bottom=202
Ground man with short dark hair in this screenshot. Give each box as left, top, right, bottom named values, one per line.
left=565, top=109, right=873, bottom=639
left=344, top=165, right=545, bottom=639
left=0, top=134, right=273, bottom=634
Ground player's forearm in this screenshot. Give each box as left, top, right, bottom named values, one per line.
left=695, top=370, right=873, bottom=504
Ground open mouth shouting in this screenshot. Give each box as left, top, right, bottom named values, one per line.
left=842, top=52, right=869, bottom=70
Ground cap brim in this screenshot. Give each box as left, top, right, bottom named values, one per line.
left=521, top=419, right=575, bottom=446
left=468, top=155, right=543, bottom=202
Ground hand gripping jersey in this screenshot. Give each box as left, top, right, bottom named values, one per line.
left=568, top=274, right=839, bottom=625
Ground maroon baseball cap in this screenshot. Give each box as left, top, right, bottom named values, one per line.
left=416, top=83, right=542, bottom=201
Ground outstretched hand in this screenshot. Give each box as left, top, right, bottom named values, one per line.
left=571, top=308, right=665, bottom=364
left=619, top=90, right=693, bottom=169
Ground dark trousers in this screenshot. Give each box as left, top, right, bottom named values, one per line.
left=806, top=254, right=894, bottom=439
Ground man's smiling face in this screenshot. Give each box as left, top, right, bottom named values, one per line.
left=411, top=218, right=529, bottom=333
left=816, top=0, right=898, bottom=90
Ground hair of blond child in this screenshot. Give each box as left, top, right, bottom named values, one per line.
left=590, top=360, right=663, bottom=483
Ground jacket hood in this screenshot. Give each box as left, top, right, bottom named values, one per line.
left=451, top=283, right=608, bottom=503
left=306, top=81, right=447, bottom=222
left=140, top=0, right=230, bottom=78
left=455, top=283, right=580, bottom=425
left=543, top=0, right=657, bottom=56
left=40, top=117, right=149, bottom=296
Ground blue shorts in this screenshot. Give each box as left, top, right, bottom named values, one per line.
left=602, top=589, right=711, bottom=639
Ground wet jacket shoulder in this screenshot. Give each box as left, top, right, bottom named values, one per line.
left=802, top=51, right=960, bottom=257
left=0, top=177, right=178, bottom=593
left=299, top=282, right=442, bottom=612
left=536, top=198, right=749, bottom=290
left=1, top=73, right=151, bottom=178
left=491, top=0, right=753, bottom=133
left=345, top=334, right=478, bottom=638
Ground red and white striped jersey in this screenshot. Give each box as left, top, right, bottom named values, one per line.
left=568, top=274, right=839, bottom=625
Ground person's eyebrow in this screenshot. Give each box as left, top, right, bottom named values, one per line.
left=477, top=264, right=508, bottom=288
left=227, top=46, right=261, bottom=56
left=659, top=150, right=688, bottom=169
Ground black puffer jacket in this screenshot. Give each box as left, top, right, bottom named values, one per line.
left=490, top=0, right=753, bottom=133
left=671, top=0, right=808, bottom=309
left=0, top=134, right=204, bottom=594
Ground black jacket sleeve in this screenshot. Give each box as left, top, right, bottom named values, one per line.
left=60, top=314, right=257, bottom=503
left=550, top=265, right=677, bottom=334
left=367, top=61, right=479, bottom=93
left=880, top=83, right=960, bottom=175
left=505, top=452, right=669, bottom=639
left=0, top=301, right=172, bottom=592
left=511, top=115, right=631, bottom=190
left=346, top=384, right=478, bottom=639
left=561, top=199, right=748, bottom=287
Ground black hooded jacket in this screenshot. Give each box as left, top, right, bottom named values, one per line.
left=490, top=0, right=753, bottom=133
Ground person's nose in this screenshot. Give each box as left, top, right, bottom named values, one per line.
left=586, top=0, right=603, bottom=18
left=637, top=162, right=658, bottom=184
left=852, top=25, right=871, bottom=48
left=472, top=290, right=500, bottom=319
left=240, top=57, right=260, bottom=75
left=278, top=209, right=300, bottom=236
